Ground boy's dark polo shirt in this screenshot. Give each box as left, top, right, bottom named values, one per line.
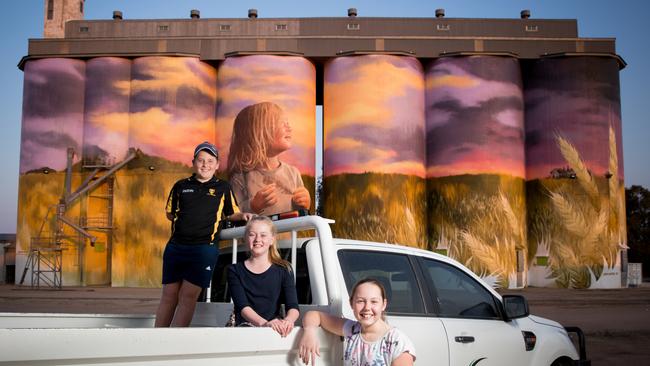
left=166, top=175, right=239, bottom=245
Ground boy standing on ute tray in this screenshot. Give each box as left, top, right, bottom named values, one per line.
left=155, top=141, right=253, bottom=327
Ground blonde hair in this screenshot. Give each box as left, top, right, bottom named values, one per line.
left=227, top=102, right=285, bottom=174
left=244, top=216, right=291, bottom=270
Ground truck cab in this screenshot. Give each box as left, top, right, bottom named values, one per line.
left=201, top=215, right=590, bottom=366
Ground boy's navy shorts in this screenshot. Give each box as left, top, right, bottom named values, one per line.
left=161, top=241, right=219, bottom=288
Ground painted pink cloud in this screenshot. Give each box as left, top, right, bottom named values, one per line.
left=324, top=55, right=425, bottom=177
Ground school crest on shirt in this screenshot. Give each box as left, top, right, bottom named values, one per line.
left=207, top=188, right=216, bottom=196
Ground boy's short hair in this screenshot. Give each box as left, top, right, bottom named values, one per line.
left=194, top=141, right=219, bottom=159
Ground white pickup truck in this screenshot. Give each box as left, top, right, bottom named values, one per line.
left=0, top=215, right=589, bottom=366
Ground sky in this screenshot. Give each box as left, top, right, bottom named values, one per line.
left=1, top=0, right=649, bottom=233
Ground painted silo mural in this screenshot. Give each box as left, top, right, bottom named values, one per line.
left=83, top=57, right=131, bottom=164
left=114, top=57, right=217, bottom=286
left=323, top=55, right=427, bottom=247
left=17, top=58, right=86, bottom=285
left=425, top=56, right=527, bottom=288
left=14, top=52, right=626, bottom=289
left=16, top=56, right=220, bottom=287
left=215, top=55, right=316, bottom=216
left=524, top=56, right=625, bottom=289
left=80, top=57, right=132, bottom=285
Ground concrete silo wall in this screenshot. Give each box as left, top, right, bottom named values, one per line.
left=524, top=56, right=626, bottom=289
left=17, top=58, right=86, bottom=285
left=425, top=56, right=527, bottom=288
left=215, top=55, right=316, bottom=216
left=15, top=53, right=625, bottom=289
left=17, top=56, right=221, bottom=287
left=322, top=55, right=427, bottom=247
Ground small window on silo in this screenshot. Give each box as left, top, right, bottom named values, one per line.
left=47, top=0, right=54, bottom=20
left=79, top=26, right=89, bottom=32
left=159, top=25, right=169, bottom=32
left=220, top=24, right=231, bottom=31
left=80, top=1, right=84, bottom=13
left=347, top=23, right=360, bottom=30
left=525, top=25, right=539, bottom=32
left=436, top=24, right=450, bottom=31
left=275, top=24, right=288, bottom=31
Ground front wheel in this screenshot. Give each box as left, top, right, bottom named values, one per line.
left=551, top=357, right=573, bottom=366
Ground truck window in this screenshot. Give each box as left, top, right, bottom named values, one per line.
left=419, top=258, right=500, bottom=319
left=209, top=247, right=312, bottom=305
left=338, top=250, right=425, bottom=315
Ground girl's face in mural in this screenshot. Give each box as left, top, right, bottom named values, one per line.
left=193, top=150, right=219, bottom=182
left=269, top=113, right=292, bottom=156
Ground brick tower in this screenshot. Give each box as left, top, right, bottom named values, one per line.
left=44, top=0, right=84, bottom=38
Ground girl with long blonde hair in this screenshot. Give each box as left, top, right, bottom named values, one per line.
left=227, top=216, right=299, bottom=336
left=227, top=101, right=311, bottom=215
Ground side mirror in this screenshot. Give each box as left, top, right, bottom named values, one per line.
left=502, top=295, right=529, bottom=320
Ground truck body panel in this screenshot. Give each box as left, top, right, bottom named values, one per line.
left=0, top=216, right=586, bottom=365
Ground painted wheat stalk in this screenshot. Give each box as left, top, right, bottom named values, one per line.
left=548, top=191, right=591, bottom=238
left=606, top=126, right=625, bottom=265
left=498, top=191, right=525, bottom=249
left=556, top=135, right=600, bottom=204
left=546, top=128, right=623, bottom=288
left=460, top=230, right=515, bottom=287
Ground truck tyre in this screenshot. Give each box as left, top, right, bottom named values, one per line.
left=551, top=357, right=573, bottom=366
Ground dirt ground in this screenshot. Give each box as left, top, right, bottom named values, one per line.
left=1, top=283, right=649, bottom=365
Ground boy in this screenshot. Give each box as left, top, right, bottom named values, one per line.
left=155, top=141, right=253, bottom=327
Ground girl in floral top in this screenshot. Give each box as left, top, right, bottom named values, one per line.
left=298, top=278, right=416, bottom=366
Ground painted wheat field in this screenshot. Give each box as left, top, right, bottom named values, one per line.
left=527, top=127, right=626, bottom=289
left=427, top=174, right=526, bottom=288
left=322, top=173, right=428, bottom=249
left=16, top=170, right=187, bottom=287
left=17, top=172, right=83, bottom=285
left=17, top=155, right=316, bottom=287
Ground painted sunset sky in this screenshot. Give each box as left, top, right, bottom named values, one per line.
left=324, top=55, right=426, bottom=177
left=215, top=55, right=316, bottom=176
left=20, top=58, right=85, bottom=173
left=524, top=57, right=624, bottom=181
left=425, top=56, right=526, bottom=178
left=20, top=57, right=219, bottom=172
left=128, top=57, right=217, bottom=165
left=83, top=57, right=131, bottom=163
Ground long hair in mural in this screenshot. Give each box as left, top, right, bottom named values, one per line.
left=215, top=55, right=316, bottom=216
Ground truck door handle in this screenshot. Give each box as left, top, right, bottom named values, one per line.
left=454, top=336, right=475, bottom=343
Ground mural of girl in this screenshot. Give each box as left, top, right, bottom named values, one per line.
left=227, top=102, right=311, bottom=215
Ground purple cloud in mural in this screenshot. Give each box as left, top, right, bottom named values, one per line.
left=425, top=56, right=525, bottom=177
left=20, top=58, right=85, bottom=173
left=524, top=57, right=623, bottom=180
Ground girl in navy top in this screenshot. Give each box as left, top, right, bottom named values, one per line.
left=227, top=216, right=299, bottom=337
